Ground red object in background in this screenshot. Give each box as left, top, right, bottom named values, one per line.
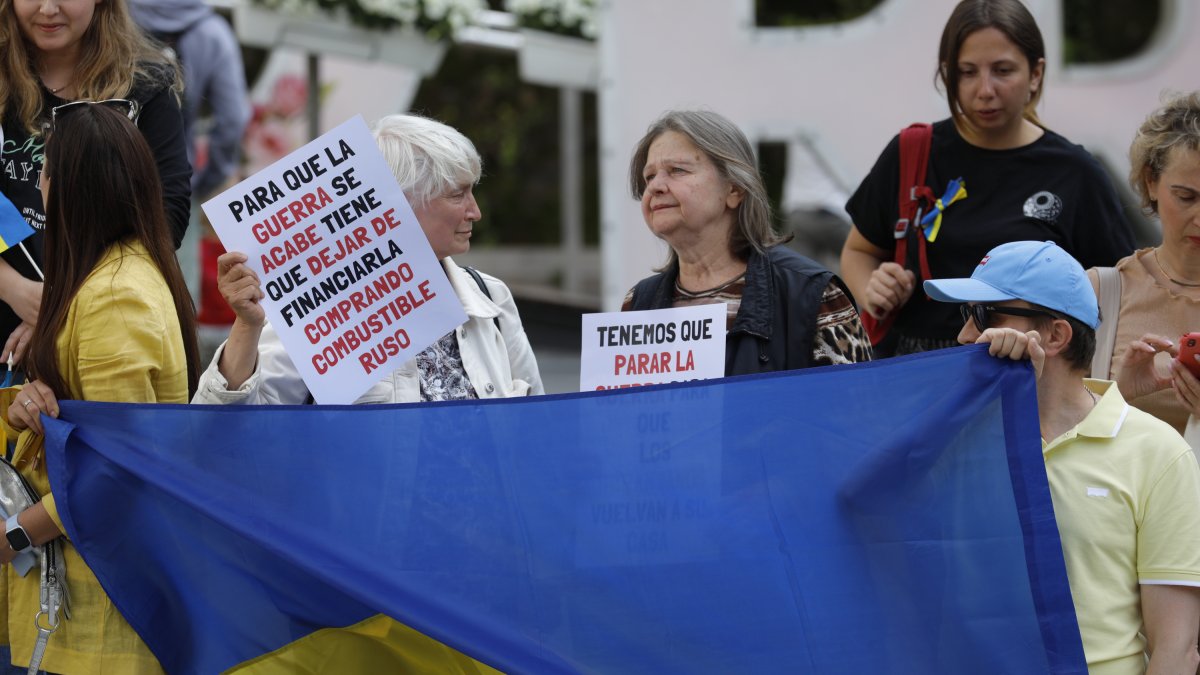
left=197, top=237, right=236, bottom=326
left=270, top=74, right=308, bottom=118
left=1178, top=332, right=1200, bottom=378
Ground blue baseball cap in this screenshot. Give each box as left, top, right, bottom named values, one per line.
left=923, top=241, right=1099, bottom=329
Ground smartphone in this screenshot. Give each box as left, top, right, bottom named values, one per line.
left=1177, top=333, right=1200, bottom=378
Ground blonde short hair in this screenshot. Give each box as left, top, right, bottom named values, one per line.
left=1128, top=91, right=1200, bottom=214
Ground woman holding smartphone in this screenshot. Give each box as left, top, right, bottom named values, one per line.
left=1089, top=91, right=1200, bottom=448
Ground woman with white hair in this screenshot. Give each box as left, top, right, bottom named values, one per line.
left=192, top=114, right=543, bottom=404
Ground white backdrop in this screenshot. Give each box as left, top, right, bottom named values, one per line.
left=598, top=0, right=1200, bottom=309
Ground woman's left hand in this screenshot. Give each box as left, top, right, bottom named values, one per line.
left=0, top=262, right=42, bottom=325
left=0, top=503, right=60, bottom=564
left=0, top=538, right=18, bottom=566
left=1169, top=358, right=1200, bottom=417
left=3, top=321, right=34, bottom=366
left=6, top=380, right=59, bottom=435
left=1113, top=334, right=1176, bottom=400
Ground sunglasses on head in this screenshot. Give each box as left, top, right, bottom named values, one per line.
left=959, top=303, right=1061, bottom=333
left=41, top=99, right=141, bottom=135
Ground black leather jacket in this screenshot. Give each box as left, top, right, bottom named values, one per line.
left=628, top=246, right=842, bottom=376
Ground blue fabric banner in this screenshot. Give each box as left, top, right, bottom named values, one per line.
left=42, top=345, right=1085, bottom=674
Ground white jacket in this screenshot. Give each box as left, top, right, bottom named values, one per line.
left=192, top=258, right=544, bottom=405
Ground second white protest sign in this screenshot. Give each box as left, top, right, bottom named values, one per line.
left=580, top=304, right=727, bottom=391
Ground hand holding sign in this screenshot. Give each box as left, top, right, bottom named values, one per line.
left=581, top=305, right=727, bottom=391
left=202, top=116, right=467, bottom=404
left=216, top=252, right=266, bottom=328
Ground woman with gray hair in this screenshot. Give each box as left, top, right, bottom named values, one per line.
left=624, top=110, right=871, bottom=374
left=192, top=113, right=543, bottom=404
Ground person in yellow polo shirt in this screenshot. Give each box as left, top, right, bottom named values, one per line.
left=924, top=240, right=1200, bottom=675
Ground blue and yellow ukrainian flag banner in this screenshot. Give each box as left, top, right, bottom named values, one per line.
left=0, top=192, right=33, bottom=254
left=43, top=346, right=1086, bottom=674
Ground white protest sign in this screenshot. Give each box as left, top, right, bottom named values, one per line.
left=202, top=115, right=467, bottom=404
left=580, top=304, right=727, bottom=391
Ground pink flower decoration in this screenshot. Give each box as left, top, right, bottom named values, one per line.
left=270, top=74, right=309, bottom=119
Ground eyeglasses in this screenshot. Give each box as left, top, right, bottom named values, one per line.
left=41, top=99, right=141, bottom=135
left=959, top=303, right=1060, bottom=333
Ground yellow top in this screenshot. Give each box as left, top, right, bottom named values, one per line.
left=0, top=240, right=188, bottom=674
left=1043, top=379, right=1200, bottom=675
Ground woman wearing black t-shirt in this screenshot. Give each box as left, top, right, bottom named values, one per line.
left=0, top=0, right=191, bottom=378
left=840, top=0, right=1134, bottom=356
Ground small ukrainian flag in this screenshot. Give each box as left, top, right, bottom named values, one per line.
left=920, top=177, right=968, bottom=243
left=0, top=192, right=34, bottom=255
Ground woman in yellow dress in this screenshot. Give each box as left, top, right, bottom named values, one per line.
left=0, top=102, right=198, bottom=673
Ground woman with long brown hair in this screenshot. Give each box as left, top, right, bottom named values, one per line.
left=0, top=0, right=190, bottom=384
left=0, top=102, right=197, bottom=673
left=840, top=0, right=1135, bottom=357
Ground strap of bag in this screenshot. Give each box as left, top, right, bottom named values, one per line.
left=895, top=123, right=935, bottom=281
left=463, top=266, right=502, bottom=333
left=0, top=456, right=66, bottom=673
left=1089, top=266, right=1122, bottom=379
left=29, top=539, right=69, bottom=675
left=862, top=123, right=934, bottom=345
left=463, top=266, right=491, bottom=300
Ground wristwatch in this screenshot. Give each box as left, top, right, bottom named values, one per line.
left=5, top=514, right=32, bottom=553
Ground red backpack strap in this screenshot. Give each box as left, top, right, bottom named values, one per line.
left=895, top=123, right=934, bottom=281
left=862, top=123, right=934, bottom=346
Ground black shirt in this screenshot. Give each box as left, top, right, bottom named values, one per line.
left=0, top=62, right=191, bottom=352
left=845, top=118, right=1134, bottom=340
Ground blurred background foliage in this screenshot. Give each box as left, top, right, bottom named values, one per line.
left=1060, top=0, right=1160, bottom=63
left=410, top=0, right=600, bottom=248
left=411, top=48, right=600, bottom=247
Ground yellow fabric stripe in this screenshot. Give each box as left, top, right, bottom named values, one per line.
left=1, top=387, right=21, bottom=443
left=224, top=614, right=504, bottom=675
left=0, top=233, right=10, bottom=254
left=42, top=493, right=65, bottom=536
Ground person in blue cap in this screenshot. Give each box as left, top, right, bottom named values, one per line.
left=924, top=240, right=1200, bottom=674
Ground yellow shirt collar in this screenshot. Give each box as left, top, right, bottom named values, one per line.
left=1043, top=379, right=1130, bottom=452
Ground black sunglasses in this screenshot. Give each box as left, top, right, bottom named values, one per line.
left=41, top=98, right=141, bottom=135
left=959, top=303, right=1060, bottom=333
